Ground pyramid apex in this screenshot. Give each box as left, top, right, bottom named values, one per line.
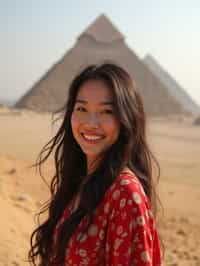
left=79, top=14, right=124, bottom=43
left=97, top=13, right=107, bottom=19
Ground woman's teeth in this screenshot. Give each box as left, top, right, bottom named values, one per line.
left=82, top=134, right=103, bottom=140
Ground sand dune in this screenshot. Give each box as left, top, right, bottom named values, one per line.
left=0, top=108, right=200, bottom=265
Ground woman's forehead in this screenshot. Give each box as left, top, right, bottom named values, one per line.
left=76, top=80, right=114, bottom=104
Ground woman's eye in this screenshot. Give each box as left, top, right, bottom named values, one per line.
left=76, top=106, right=86, bottom=112
left=101, top=109, right=113, bottom=114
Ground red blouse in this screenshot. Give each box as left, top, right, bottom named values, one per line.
left=54, top=172, right=161, bottom=265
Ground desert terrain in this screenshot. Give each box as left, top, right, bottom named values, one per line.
left=0, top=107, right=200, bottom=266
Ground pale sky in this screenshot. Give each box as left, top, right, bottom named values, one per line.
left=0, top=0, right=200, bottom=105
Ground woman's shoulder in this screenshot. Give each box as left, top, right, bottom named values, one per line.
left=116, top=169, right=147, bottom=196
left=99, top=169, right=156, bottom=227
left=105, top=168, right=149, bottom=207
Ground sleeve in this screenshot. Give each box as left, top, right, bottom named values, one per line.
left=105, top=178, right=161, bottom=266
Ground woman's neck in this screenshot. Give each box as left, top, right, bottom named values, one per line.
left=87, top=157, right=100, bottom=175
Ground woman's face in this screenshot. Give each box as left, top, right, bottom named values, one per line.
left=71, top=79, right=120, bottom=168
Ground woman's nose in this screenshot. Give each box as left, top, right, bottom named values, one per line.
left=85, top=113, right=100, bottom=127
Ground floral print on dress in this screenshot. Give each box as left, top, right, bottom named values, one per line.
left=54, top=172, right=161, bottom=265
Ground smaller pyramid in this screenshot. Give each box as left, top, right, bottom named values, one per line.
left=143, top=55, right=200, bottom=114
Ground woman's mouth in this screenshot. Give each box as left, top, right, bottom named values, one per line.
left=81, top=133, right=104, bottom=143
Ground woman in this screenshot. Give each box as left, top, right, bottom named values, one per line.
left=29, top=63, right=162, bottom=265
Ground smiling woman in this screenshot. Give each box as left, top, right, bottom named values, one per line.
left=28, top=62, right=162, bottom=266
left=71, top=79, right=120, bottom=174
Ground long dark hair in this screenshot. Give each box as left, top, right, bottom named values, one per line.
left=28, top=62, right=160, bottom=265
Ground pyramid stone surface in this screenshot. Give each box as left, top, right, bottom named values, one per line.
left=15, top=14, right=186, bottom=116
left=143, top=54, right=200, bottom=114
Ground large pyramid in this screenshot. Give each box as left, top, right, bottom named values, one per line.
left=143, top=55, right=200, bottom=114
left=15, top=14, right=186, bottom=116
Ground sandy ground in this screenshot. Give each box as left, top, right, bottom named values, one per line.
left=0, top=107, right=200, bottom=266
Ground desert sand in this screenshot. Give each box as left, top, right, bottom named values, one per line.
left=0, top=107, right=200, bottom=266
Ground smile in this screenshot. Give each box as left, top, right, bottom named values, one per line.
left=81, top=133, right=104, bottom=143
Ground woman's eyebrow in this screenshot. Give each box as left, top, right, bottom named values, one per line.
left=76, top=99, right=113, bottom=105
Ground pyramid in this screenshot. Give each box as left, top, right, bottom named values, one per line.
left=15, top=14, right=186, bottom=116
left=143, top=54, right=200, bottom=114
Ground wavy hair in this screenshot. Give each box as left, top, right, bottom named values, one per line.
left=28, top=62, right=160, bottom=265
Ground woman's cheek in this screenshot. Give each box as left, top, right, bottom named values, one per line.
left=101, top=116, right=119, bottom=128
left=71, top=113, right=80, bottom=134
left=71, top=112, right=84, bottom=124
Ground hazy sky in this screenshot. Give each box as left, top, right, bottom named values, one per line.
left=0, top=0, right=200, bottom=105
